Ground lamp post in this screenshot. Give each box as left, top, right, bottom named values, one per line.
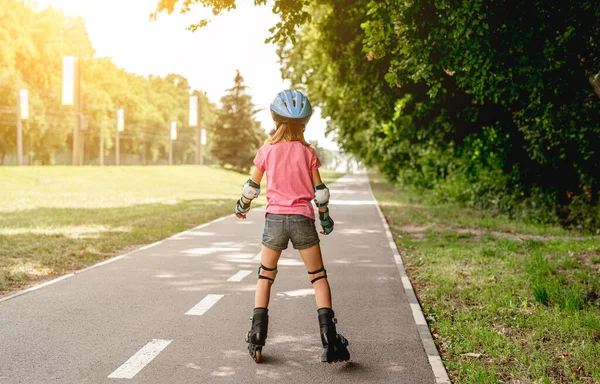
left=116, top=106, right=124, bottom=166
left=190, top=95, right=203, bottom=165
left=169, top=121, right=177, bottom=165
left=15, top=77, right=26, bottom=166
left=62, top=56, right=82, bottom=165
left=100, top=118, right=105, bottom=167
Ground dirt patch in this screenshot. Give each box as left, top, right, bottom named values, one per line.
left=395, top=224, right=430, bottom=240
left=576, top=249, right=600, bottom=273
left=394, top=224, right=599, bottom=242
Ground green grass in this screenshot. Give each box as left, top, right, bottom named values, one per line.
left=370, top=173, right=600, bottom=383
left=0, top=166, right=344, bottom=294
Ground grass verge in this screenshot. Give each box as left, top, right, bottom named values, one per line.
left=0, top=166, right=344, bottom=294
left=369, top=173, right=600, bottom=383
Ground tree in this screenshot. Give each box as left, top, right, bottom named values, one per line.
left=308, top=140, right=332, bottom=169
left=151, top=0, right=308, bottom=43
left=159, top=0, right=600, bottom=228
left=0, top=0, right=218, bottom=165
left=211, top=70, right=266, bottom=171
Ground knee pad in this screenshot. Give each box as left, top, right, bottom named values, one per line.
left=308, top=266, right=328, bottom=284
left=314, top=183, right=330, bottom=208
left=257, top=263, right=277, bottom=283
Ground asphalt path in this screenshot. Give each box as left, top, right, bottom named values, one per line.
left=0, top=173, right=445, bottom=383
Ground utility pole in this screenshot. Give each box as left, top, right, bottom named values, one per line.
left=200, top=129, right=206, bottom=165
left=63, top=56, right=79, bottom=165
left=190, top=95, right=203, bottom=165
left=74, top=58, right=82, bottom=165
left=169, top=121, right=177, bottom=165
left=16, top=76, right=23, bottom=166
left=116, top=103, right=121, bottom=166
left=100, top=118, right=104, bottom=166
left=196, top=124, right=204, bottom=165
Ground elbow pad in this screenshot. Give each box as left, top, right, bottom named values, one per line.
left=242, top=178, right=261, bottom=200
left=314, top=183, right=330, bottom=208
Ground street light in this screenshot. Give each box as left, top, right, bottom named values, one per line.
left=15, top=84, right=27, bottom=166
left=117, top=109, right=124, bottom=132
left=62, top=56, right=82, bottom=165
left=19, top=90, right=29, bottom=119
left=169, top=121, right=177, bottom=165
left=190, top=95, right=203, bottom=165
left=62, top=56, right=75, bottom=106
left=189, top=95, right=198, bottom=127
left=116, top=107, right=124, bottom=166
left=170, top=121, right=177, bottom=140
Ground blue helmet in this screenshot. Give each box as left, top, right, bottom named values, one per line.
left=270, top=90, right=313, bottom=125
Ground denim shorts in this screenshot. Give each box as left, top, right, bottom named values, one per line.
left=262, top=214, right=320, bottom=251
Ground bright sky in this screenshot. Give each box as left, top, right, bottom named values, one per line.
left=35, top=0, right=338, bottom=150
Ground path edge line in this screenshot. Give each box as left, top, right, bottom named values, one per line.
left=0, top=213, right=236, bottom=304
left=365, top=173, right=451, bottom=384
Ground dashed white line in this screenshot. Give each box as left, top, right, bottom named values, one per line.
left=227, top=270, right=253, bottom=282
left=252, top=252, right=262, bottom=261
left=108, top=339, right=172, bottom=379
left=185, top=294, right=224, bottom=316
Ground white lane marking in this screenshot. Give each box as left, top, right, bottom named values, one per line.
left=139, top=240, right=163, bottom=250
left=185, top=232, right=217, bottom=237
left=410, top=303, right=428, bottom=325
left=278, top=258, right=304, bottom=266
left=227, top=270, right=252, bottom=282
left=276, top=289, right=315, bottom=298
left=185, top=294, right=224, bottom=316
left=430, top=356, right=451, bottom=383
left=0, top=274, right=75, bottom=303
left=108, top=339, right=172, bottom=379
left=252, top=252, right=262, bottom=261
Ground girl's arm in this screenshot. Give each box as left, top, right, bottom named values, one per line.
left=236, top=168, right=265, bottom=219
left=311, top=169, right=328, bottom=213
left=251, top=167, right=264, bottom=185
left=240, top=168, right=264, bottom=205
left=311, top=168, right=323, bottom=186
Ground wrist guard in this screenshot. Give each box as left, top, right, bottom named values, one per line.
left=242, top=178, right=260, bottom=201
left=234, top=197, right=251, bottom=214
left=319, top=208, right=334, bottom=235
left=314, top=183, right=330, bottom=208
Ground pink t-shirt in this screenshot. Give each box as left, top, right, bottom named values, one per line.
left=254, top=141, right=322, bottom=220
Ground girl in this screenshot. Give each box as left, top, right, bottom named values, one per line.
left=234, top=90, right=350, bottom=364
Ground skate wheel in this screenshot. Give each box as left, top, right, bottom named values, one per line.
left=255, top=349, right=262, bottom=363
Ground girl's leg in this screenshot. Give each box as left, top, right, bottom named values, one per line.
left=255, top=245, right=282, bottom=308
left=299, top=244, right=349, bottom=363
left=298, top=244, right=332, bottom=309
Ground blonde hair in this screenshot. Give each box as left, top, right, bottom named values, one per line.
left=269, top=122, right=311, bottom=146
